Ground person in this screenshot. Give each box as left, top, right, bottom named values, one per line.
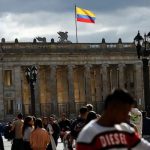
left=46, top=116, right=60, bottom=150
left=42, top=117, right=49, bottom=130
left=0, top=133, right=4, bottom=150
left=86, top=111, right=97, bottom=124
left=130, top=102, right=143, bottom=136
left=58, top=113, right=71, bottom=142
left=76, top=89, right=150, bottom=150
left=142, top=111, right=150, bottom=141
left=3, top=121, right=14, bottom=141
left=69, top=106, right=88, bottom=149
left=30, top=118, right=50, bottom=150
left=71, top=106, right=88, bottom=140
left=126, top=112, right=138, bottom=133
left=46, top=120, right=56, bottom=150
left=22, top=116, right=34, bottom=150
left=11, top=113, right=24, bottom=150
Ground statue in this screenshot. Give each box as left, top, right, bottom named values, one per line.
left=57, top=31, right=71, bottom=43
left=1, top=38, right=5, bottom=43
left=36, top=37, right=46, bottom=43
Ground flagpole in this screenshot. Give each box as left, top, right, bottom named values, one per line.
left=75, top=5, right=78, bottom=43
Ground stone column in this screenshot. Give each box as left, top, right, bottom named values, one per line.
left=84, top=65, right=92, bottom=104
left=135, top=63, right=143, bottom=106
left=34, top=65, right=41, bottom=116
left=50, top=65, right=58, bottom=115
left=0, top=65, right=4, bottom=120
left=95, top=67, right=102, bottom=101
left=102, top=64, right=109, bottom=99
left=118, top=64, right=125, bottom=89
left=14, top=66, right=23, bottom=114
left=67, top=65, right=75, bottom=115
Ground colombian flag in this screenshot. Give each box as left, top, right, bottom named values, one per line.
left=76, top=7, right=96, bottom=23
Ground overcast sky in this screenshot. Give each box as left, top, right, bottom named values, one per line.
left=0, top=0, right=150, bottom=43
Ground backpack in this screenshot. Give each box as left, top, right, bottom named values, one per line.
left=3, top=124, right=15, bottom=140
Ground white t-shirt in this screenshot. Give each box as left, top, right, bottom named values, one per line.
left=23, top=126, right=33, bottom=141
left=130, top=108, right=143, bottom=136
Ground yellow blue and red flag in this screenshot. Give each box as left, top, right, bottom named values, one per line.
left=76, top=7, right=96, bottom=23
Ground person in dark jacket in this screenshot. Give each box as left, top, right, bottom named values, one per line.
left=142, top=111, right=150, bottom=141
left=0, top=133, right=4, bottom=150
left=69, top=106, right=88, bottom=150
left=46, top=116, right=60, bottom=150
left=86, top=111, right=97, bottom=124
left=58, top=113, right=71, bottom=142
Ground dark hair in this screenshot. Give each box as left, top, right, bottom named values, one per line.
left=79, top=106, right=88, bottom=114
left=22, top=116, right=33, bottom=135
left=17, top=113, right=23, bottom=119
left=104, top=89, right=135, bottom=109
left=35, top=118, right=43, bottom=129
left=86, top=111, right=97, bottom=123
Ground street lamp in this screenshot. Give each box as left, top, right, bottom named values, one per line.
left=25, top=66, right=37, bottom=115
left=134, top=31, right=150, bottom=116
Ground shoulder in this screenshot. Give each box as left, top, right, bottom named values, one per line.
left=115, top=123, right=135, bottom=134
left=27, top=126, right=34, bottom=132
left=131, top=108, right=142, bottom=116
left=41, top=128, right=47, bottom=131
left=77, top=120, right=108, bottom=143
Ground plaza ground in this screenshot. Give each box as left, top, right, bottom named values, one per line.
left=3, top=136, right=64, bottom=150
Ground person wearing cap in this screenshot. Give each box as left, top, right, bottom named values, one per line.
left=76, top=89, right=150, bottom=150
left=127, top=112, right=138, bottom=133
left=130, top=102, right=143, bottom=137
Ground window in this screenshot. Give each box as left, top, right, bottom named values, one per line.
left=4, top=70, right=12, bottom=86
left=7, top=100, right=13, bottom=114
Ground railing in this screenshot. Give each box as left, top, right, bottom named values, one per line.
left=40, top=103, right=53, bottom=116
left=1, top=42, right=135, bottom=51
left=22, top=104, right=31, bottom=115
left=22, top=101, right=104, bottom=117
left=58, top=103, right=69, bottom=116
left=93, top=101, right=105, bottom=114
left=75, top=102, right=87, bottom=114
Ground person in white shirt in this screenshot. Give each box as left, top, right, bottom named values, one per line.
left=22, top=116, right=34, bottom=150
left=130, top=103, right=143, bottom=136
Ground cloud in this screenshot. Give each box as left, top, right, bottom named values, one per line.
left=0, top=1, right=150, bottom=43
left=0, top=0, right=150, bottom=13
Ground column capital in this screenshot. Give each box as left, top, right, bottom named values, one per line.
left=84, top=64, right=92, bottom=70
left=102, top=63, right=109, bottom=68
left=50, top=65, right=57, bottom=70
left=135, top=63, right=142, bottom=71
left=67, top=65, right=75, bottom=70
left=118, top=63, right=125, bottom=68
left=135, top=62, right=142, bottom=67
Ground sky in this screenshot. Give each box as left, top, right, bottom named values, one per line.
left=0, top=0, right=150, bottom=43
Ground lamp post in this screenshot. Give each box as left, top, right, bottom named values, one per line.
left=134, top=31, right=150, bottom=116
left=25, top=66, right=37, bottom=115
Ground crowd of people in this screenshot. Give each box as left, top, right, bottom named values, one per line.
left=0, top=103, right=99, bottom=150
left=0, top=88, right=150, bottom=150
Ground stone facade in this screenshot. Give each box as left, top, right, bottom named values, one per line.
left=0, top=42, right=145, bottom=120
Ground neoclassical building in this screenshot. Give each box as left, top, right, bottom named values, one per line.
left=0, top=39, right=145, bottom=120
